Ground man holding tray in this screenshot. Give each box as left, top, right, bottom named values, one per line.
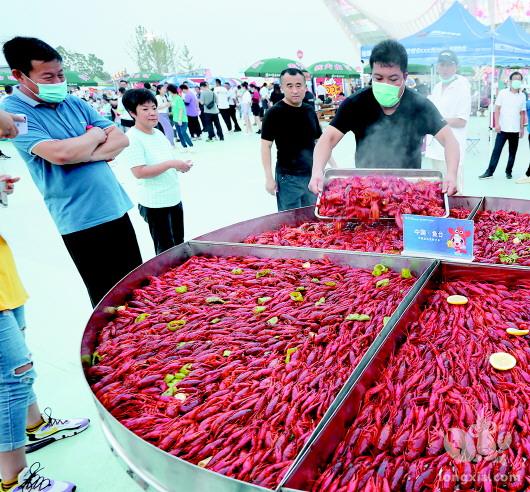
left=309, top=40, right=460, bottom=196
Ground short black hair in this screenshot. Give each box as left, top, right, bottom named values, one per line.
left=179, top=84, right=188, bottom=90
left=279, top=68, right=305, bottom=81
left=143, top=82, right=152, bottom=90
left=242, top=82, right=248, bottom=88
left=199, top=81, right=208, bottom=88
left=156, top=84, right=163, bottom=94
left=369, top=39, right=408, bottom=73
left=119, top=79, right=128, bottom=84
left=510, top=71, right=523, bottom=80
left=215, top=78, right=221, bottom=85
left=5, top=85, right=13, bottom=95
left=167, top=83, right=178, bottom=94
left=118, top=87, right=126, bottom=95
left=121, top=89, right=157, bottom=118
left=3, top=36, right=62, bottom=76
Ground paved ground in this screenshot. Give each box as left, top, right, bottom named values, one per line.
left=0, top=115, right=528, bottom=490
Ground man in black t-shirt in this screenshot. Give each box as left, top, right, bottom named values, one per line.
left=309, top=40, right=460, bottom=196
left=261, top=68, right=330, bottom=211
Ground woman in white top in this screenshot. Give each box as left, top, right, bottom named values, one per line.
left=155, top=84, right=175, bottom=146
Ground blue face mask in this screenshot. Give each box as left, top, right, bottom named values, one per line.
left=23, top=75, right=68, bottom=103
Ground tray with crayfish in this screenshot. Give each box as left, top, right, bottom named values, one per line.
left=314, top=169, right=450, bottom=223
left=281, top=261, right=530, bottom=491
left=81, top=241, right=436, bottom=492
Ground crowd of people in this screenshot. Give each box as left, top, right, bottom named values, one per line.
left=0, top=31, right=530, bottom=492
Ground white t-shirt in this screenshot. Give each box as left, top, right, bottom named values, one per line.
left=156, top=94, right=170, bottom=114
left=259, top=87, right=270, bottom=100
left=117, top=96, right=133, bottom=121
left=213, top=86, right=229, bottom=109
left=126, top=127, right=181, bottom=208
left=425, top=75, right=471, bottom=162
left=241, top=90, right=252, bottom=105
left=316, top=85, right=327, bottom=96
left=496, top=88, right=526, bottom=133
left=227, top=87, right=237, bottom=105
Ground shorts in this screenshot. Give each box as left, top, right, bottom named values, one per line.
left=251, top=103, right=261, bottom=117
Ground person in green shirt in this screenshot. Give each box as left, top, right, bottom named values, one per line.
left=167, top=84, right=194, bottom=152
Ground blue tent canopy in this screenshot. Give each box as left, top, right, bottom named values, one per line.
left=361, top=2, right=530, bottom=66
left=496, top=17, right=530, bottom=47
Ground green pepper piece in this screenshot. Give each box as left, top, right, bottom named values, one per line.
left=324, top=281, right=336, bottom=287
left=315, top=297, right=326, bottom=307
left=285, top=347, right=298, bottom=364
left=376, top=278, right=390, bottom=288
left=162, top=387, right=175, bottom=397
left=222, top=350, right=232, bottom=357
left=180, top=363, right=192, bottom=374
left=401, top=268, right=412, bottom=279
left=253, top=306, right=267, bottom=314
left=167, top=319, right=186, bottom=331
left=295, top=286, right=306, bottom=292
left=311, top=278, right=320, bottom=283
left=231, top=268, right=244, bottom=275
left=176, top=342, right=187, bottom=348
left=346, top=313, right=371, bottom=321
left=267, top=316, right=279, bottom=326
left=256, top=269, right=272, bottom=278
left=134, top=313, right=150, bottom=323
left=371, top=264, right=389, bottom=277
left=164, top=374, right=175, bottom=384
left=258, top=296, right=272, bottom=305
left=175, top=285, right=188, bottom=294
left=290, top=291, right=304, bottom=302
left=91, top=351, right=103, bottom=366
left=210, top=318, right=221, bottom=324
left=205, top=296, right=226, bottom=304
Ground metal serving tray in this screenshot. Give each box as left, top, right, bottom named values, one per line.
left=194, top=197, right=481, bottom=246
left=314, top=168, right=450, bottom=221
left=281, top=261, right=529, bottom=491
left=81, top=241, right=436, bottom=492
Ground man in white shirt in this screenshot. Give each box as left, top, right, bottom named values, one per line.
left=425, top=50, right=470, bottom=193
left=316, top=82, right=327, bottom=102
left=214, top=79, right=231, bottom=131
left=240, top=82, right=253, bottom=134
left=480, top=71, right=526, bottom=179
left=122, top=88, right=192, bottom=254
left=259, top=83, right=270, bottom=114
left=224, top=82, right=242, bottom=132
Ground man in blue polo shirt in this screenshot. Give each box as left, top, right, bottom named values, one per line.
left=2, top=37, right=142, bottom=307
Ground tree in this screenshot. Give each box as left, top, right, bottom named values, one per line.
left=131, top=25, right=176, bottom=74
left=177, top=45, right=197, bottom=73
left=56, top=46, right=111, bottom=79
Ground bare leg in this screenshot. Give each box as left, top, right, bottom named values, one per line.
left=27, top=403, right=42, bottom=428
left=0, top=448, right=26, bottom=483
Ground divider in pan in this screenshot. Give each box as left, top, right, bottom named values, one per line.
left=315, top=168, right=450, bottom=221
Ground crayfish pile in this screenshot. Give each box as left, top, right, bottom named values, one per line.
left=474, top=210, right=530, bottom=266
left=88, top=256, right=416, bottom=488
left=245, top=209, right=470, bottom=255
left=311, top=277, right=530, bottom=491
left=318, top=176, right=446, bottom=227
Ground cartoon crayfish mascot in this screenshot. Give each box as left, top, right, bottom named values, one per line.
left=447, top=227, right=471, bottom=254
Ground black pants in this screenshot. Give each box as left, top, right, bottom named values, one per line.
left=219, top=108, right=232, bottom=131
left=62, top=214, right=142, bottom=308
left=486, top=131, right=520, bottom=175
left=275, top=171, right=316, bottom=212
left=203, top=113, right=224, bottom=140
left=187, top=116, right=202, bottom=138
left=138, top=202, right=184, bottom=256
left=526, top=135, right=530, bottom=177
left=228, top=105, right=241, bottom=131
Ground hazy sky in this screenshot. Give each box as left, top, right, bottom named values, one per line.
left=1, top=0, right=432, bottom=76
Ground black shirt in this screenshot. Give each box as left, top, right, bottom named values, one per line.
left=270, top=91, right=283, bottom=105
left=330, top=87, right=446, bottom=169
left=303, top=90, right=315, bottom=108
left=261, top=100, right=322, bottom=176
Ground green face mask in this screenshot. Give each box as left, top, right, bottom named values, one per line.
left=440, top=74, right=457, bottom=84
left=372, top=81, right=403, bottom=108
left=511, top=80, right=522, bottom=90
left=24, top=75, right=68, bottom=103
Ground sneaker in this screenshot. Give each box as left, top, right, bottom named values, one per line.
left=515, top=176, right=530, bottom=184
left=26, top=408, right=90, bottom=453
left=206, top=138, right=213, bottom=143
left=256, top=130, right=261, bottom=135
left=0, top=152, right=10, bottom=159
left=2, top=463, right=76, bottom=491
left=234, top=129, right=242, bottom=133
left=478, top=172, right=493, bottom=179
